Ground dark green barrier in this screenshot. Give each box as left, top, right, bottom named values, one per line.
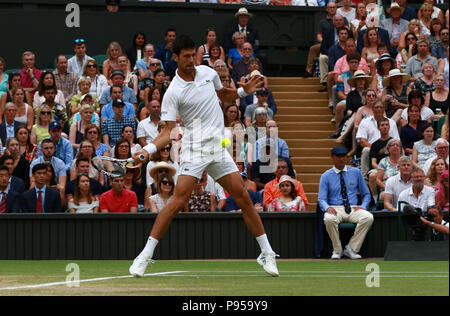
left=0, top=211, right=400, bottom=260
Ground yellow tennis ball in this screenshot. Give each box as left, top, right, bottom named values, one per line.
left=221, top=137, right=231, bottom=148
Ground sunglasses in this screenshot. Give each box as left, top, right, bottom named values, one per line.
left=160, top=147, right=171, bottom=152
left=75, top=38, right=85, bottom=43
left=150, top=63, right=160, bottom=66
left=366, top=94, right=376, bottom=97
left=161, top=180, right=173, bottom=186
left=87, top=64, right=97, bottom=68
left=41, top=111, right=51, bottom=115
left=87, top=131, right=98, bottom=134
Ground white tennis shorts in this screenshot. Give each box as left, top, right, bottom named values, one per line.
left=179, top=147, right=238, bottom=181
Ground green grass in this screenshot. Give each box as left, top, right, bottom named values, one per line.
left=0, top=260, right=448, bottom=296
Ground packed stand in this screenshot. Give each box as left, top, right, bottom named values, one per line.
left=0, top=6, right=320, bottom=214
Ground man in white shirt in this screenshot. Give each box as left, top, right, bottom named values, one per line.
left=398, top=168, right=435, bottom=213
left=129, top=35, right=278, bottom=278
left=356, top=100, right=399, bottom=178
left=137, top=100, right=161, bottom=147
left=67, top=39, right=93, bottom=78
left=384, top=156, right=413, bottom=211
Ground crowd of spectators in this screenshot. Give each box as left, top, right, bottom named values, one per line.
left=0, top=5, right=320, bottom=215
left=0, top=2, right=447, bottom=221
left=303, top=0, right=448, bottom=215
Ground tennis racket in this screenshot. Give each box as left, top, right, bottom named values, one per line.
left=92, top=155, right=145, bottom=178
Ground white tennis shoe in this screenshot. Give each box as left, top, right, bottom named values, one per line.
left=129, top=253, right=154, bottom=277
left=331, top=251, right=342, bottom=260
left=257, top=252, right=280, bottom=277
left=343, top=245, right=362, bottom=259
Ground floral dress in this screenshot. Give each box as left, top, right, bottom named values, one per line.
left=377, top=156, right=399, bottom=183
left=188, top=191, right=212, bottom=212
left=268, top=196, right=306, bottom=212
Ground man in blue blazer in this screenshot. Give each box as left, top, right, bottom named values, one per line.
left=20, top=163, right=62, bottom=213
left=0, top=165, right=22, bottom=213
left=0, top=103, right=23, bottom=147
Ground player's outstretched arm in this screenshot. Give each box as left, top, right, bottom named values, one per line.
left=132, top=121, right=177, bottom=163
left=217, top=75, right=264, bottom=103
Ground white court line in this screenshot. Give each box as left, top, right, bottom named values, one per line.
left=0, top=270, right=188, bottom=291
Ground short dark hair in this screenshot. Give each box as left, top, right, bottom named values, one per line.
left=41, top=138, right=55, bottom=147
left=172, top=34, right=196, bottom=56
left=346, top=52, right=361, bottom=62
left=75, top=157, right=90, bottom=167
left=377, top=117, right=389, bottom=127
left=0, top=165, right=10, bottom=174
left=110, top=85, right=123, bottom=94
left=165, top=28, right=176, bottom=36
left=0, top=155, right=14, bottom=165
left=32, top=163, right=49, bottom=174
left=42, top=85, right=57, bottom=93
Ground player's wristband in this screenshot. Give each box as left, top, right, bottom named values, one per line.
left=237, top=87, right=248, bottom=98
left=143, top=143, right=157, bottom=156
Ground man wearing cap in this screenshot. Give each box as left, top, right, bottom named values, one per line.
left=101, top=97, right=136, bottom=148
left=100, top=85, right=136, bottom=123
left=318, top=146, right=373, bottom=259
left=68, top=39, right=93, bottom=79
left=405, top=38, right=438, bottom=79
left=37, top=121, right=74, bottom=172
left=244, top=88, right=274, bottom=127
left=381, top=2, right=409, bottom=50
left=99, top=69, right=138, bottom=109
left=224, top=8, right=260, bottom=54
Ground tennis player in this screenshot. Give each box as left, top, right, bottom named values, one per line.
left=129, top=35, right=279, bottom=277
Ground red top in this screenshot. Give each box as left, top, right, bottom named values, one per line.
left=99, top=189, right=138, bottom=213
left=20, top=68, right=42, bottom=99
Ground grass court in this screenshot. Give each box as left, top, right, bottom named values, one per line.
left=0, top=259, right=448, bottom=296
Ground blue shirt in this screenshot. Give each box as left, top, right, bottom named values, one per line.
left=35, top=185, right=46, bottom=213
left=99, top=86, right=137, bottom=105
left=318, top=166, right=371, bottom=212
left=6, top=122, right=15, bottom=141
left=101, top=116, right=136, bottom=147
left=29, top=157, right=67, bottom=181
left=37, top=137, right=74, bottom=171
left=254, top=137, right=290, bottom=162
left=101, top=101, right=136, bottom=120
left=225, top=190, right=262, bottom=212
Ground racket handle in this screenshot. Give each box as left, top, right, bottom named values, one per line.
left=138, top=154, right=145, bottom=161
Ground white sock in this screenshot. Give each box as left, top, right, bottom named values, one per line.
left=256, top=234, right=274, bottom=255
left=140, top=236, right=159, bottom=259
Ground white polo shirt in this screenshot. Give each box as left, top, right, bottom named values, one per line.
left=384, top=174, right=412, bottom=209
left=161, top=65, right=225, bottom=162
left=356, top=116, right=400, bottom=144
left=137, top=117, right=159, bottom=144
left=398, top=185, right=436, bottom=213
